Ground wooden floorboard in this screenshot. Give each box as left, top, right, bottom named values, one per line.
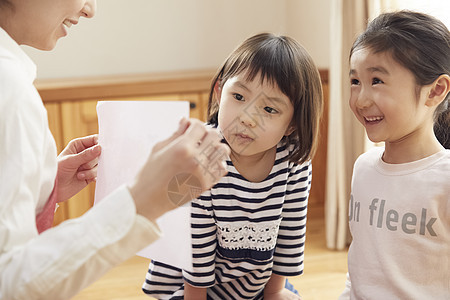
left=72, top=217, right=348, bottom=299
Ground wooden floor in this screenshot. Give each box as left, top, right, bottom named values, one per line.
left=72, top=217, right=349, bottom=300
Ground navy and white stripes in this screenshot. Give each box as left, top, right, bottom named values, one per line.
left=143, top=142, right=311, bottom=299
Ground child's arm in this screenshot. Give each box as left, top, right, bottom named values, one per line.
left=264, top=274, right=301, bottom=300
left=184, top=281, right=207, bottom=300
left=266, top=162, right=311, bottom=299
left=264, top=273, right=286, bottom=295
left=181, top=192, right=217, bottom=298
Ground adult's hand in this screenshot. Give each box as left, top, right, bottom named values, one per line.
left=129, top=118, right=230, bottom=222
left=56, top=134, right=101, bottom=203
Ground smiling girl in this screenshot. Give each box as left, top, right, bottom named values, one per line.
left=340, top=11, right=450, bottom=299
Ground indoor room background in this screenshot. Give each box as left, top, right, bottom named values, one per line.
left=22, top=1, right=449, bottom=298
left=27, top=0, right=332, bottom=227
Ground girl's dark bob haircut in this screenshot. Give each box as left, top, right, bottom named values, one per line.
left=207, top=33, right=323, bottom=163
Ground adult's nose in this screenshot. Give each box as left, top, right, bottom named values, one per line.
left=81, top=0, right=97, bottom=19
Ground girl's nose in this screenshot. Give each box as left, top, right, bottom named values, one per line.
left=240, top=113, right=257, bottom=128
left=81, top=0, right=97, bottom=19
left=355, top=88, right=372, bottom=109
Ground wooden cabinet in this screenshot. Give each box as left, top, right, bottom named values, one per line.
left=38, top=70, right=328, bottom=225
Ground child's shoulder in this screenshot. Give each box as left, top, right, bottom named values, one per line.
left=358, top=146, right=384, bottom=160
left=433, top=149, right=450, bottom=168
left=354, top=147, right=450, bottom=175
left=353, top=146, right=384, bottom=170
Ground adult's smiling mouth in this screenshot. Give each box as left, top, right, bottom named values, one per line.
left=63, top=19, right=78, bottom=29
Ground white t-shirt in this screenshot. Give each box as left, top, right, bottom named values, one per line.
left=0, top=27, right=161, bottom=300
left=340, top=147, right=450, bottom=299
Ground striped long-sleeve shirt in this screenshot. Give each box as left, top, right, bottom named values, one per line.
left=143, top=141, right=311, bottom=299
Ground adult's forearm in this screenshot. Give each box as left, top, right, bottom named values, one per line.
left=1, top=186, right=160, bottom=300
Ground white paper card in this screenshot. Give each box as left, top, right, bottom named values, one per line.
left=94, top=100, right=193, bottom=271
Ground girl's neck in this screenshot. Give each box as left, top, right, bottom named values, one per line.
left=382, top=129, right=444, bottom=164
left=230, top=146, right=277, bottom=182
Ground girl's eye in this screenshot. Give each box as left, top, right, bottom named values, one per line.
left=372, top=78, right=384, bottom=85
left=233, top=93, right=244, bottom=101
left=264, top=107, right=279, bottom=114
left=350, top=78, right=360, bottom=85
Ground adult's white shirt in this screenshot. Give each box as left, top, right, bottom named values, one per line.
left=0, top=27, right=161, bottom=300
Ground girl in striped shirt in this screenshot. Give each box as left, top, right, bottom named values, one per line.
left=143, top=32, right=323, bottom=300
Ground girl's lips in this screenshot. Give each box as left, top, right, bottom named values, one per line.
left=364, top=115, right=384, bottom=125
left=238, top=133, right=251, bottom=138
left=365, top=116, right=384, bottom=122
left=234, top=133, right=254, bottom=142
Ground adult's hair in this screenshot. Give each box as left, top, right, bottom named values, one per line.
left=350, top=10, right=450, bottom=148
left=207, top=33, right=323, bottom=163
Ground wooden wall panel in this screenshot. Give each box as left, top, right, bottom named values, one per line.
left=39, top=70, right=328, bottom=225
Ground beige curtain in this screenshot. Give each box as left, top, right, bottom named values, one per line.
left=325, top=0, right=398, bottom=250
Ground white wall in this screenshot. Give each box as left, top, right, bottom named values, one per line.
left=286, top=0, right=330, bottom=70
left=24, top=0, right=331, bottom=80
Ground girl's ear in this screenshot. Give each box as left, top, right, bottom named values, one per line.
left=284, top=125, right=296, bottom=136
left=426, top=74, right=450, bottom=107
